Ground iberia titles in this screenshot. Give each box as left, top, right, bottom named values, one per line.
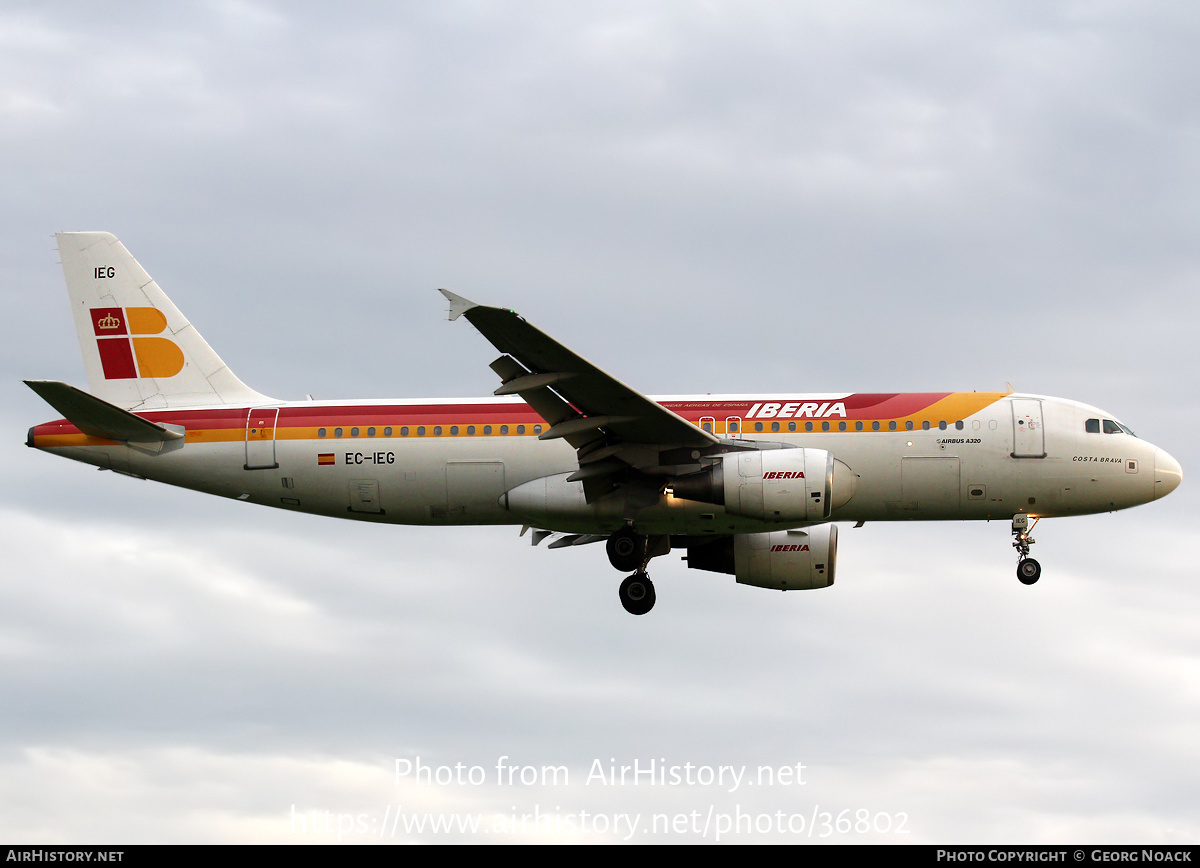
left=745, top=402, right=847, bottom=419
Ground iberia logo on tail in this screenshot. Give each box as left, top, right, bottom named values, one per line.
left=89, top=307, right=184, bottom=379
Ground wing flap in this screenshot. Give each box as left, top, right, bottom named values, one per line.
left=493, top=371, right=577, bottom=396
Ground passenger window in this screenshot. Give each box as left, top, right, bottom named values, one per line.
left=483, top=425, right=491, bottom=435
left=821, top=421, right=830, bottom=432
left=318, top=428, right=326, bottom=438
left=754, top=422, right=763, bottom=433
left=855, top=421, right=863, bottom=431
left=805, top=422, right=813, bottom=432
left=500, top=425, right=509, bottom=435
left=872, top=421, right=880, bottom=432
left=955, top=421, right=964, bottom=430
left=434, top=426, right=442, bottom=436
left=367, top=427, right=376, bottom=437
left=334, top=427, right=343, bottom=438
left=938, top=421, right=947, bottom=430
left=417, top=426, right=425, bottom=436
left=384, top=427, right=392, bottom=436
left=888, top=421, right=897, bottom=431
left=517, top=425, right=525, bottom=435
left=467, top=425, right=475, bottom=435
left=450, top=426, right=458, bottom=435
left=922, top=420, right=930, bottom=431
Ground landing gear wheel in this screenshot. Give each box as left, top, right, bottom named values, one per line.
left=607, top=527, right=647, bottom=572
left=619, top=572, right=656, bottom=615
left=1017, top=558, right=1041, bottom=585
left=1011, top=515, right=1042, bottom=585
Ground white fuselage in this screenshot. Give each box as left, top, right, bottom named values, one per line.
left=32, top=392, right=1176, bottom=536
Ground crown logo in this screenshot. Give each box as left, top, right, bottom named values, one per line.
left=97, top=313, right=120, bottom=330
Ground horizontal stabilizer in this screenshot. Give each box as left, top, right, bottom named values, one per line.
left=25, top=380, right=184, bottom=443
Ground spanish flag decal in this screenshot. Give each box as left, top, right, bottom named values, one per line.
left=317, top=453, right=335, bottom=466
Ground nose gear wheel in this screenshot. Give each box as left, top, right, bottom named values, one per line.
left=1012, top=515, right=1041, bottom=585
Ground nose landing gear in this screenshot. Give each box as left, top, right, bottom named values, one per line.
left=1012, top=514, right=1041, bottom=585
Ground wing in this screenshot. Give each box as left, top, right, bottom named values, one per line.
left=440, top=290, right=719, bottom=503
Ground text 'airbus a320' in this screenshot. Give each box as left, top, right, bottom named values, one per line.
left=26, top=233, right=1182, bottom=614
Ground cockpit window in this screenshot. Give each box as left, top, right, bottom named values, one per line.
left=1100, top=419, right=1137, bottom=437
left=1087, top=417, right=1137, bottom=437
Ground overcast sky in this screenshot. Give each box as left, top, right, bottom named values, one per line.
left=3, top=0, right=1198, bottom=844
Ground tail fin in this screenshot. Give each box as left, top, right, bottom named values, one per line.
left=56, top=232, right=272, bottom=410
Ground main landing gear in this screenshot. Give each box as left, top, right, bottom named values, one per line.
left=618, top=572, right=656, bottom=616
left=607, top=526, right=647, bottom=573
left=1012, top=514, right=1041, bottom=585
left=608, top=527, right=662, bottom=615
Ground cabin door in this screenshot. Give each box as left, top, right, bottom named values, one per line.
left=1011, top=399, right=1046, bottom=458
left=245, top=407, right=280, bottom=470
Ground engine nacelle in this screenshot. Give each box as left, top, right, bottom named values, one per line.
left=686, top=525, right=838, bottom=590
left=671, top=448, right=855, bottom=522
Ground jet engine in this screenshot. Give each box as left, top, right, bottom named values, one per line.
left=670, top=448, right=855, bottom=522
left=685, top=525, right=838, bottom=590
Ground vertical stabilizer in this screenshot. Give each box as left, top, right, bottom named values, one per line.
left=56, top=232, right=272, bottom=410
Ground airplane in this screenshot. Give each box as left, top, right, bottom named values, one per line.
left=25, top=232, right=1183, bottom=615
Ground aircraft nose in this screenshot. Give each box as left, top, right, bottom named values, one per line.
left=1154, top=448, right=1182, bottom=500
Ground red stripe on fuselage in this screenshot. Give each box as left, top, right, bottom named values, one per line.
left=29, top=393, right=977, bottom=439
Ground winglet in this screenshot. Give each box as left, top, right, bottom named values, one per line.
left=438, top=288, right=478, bottom=322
